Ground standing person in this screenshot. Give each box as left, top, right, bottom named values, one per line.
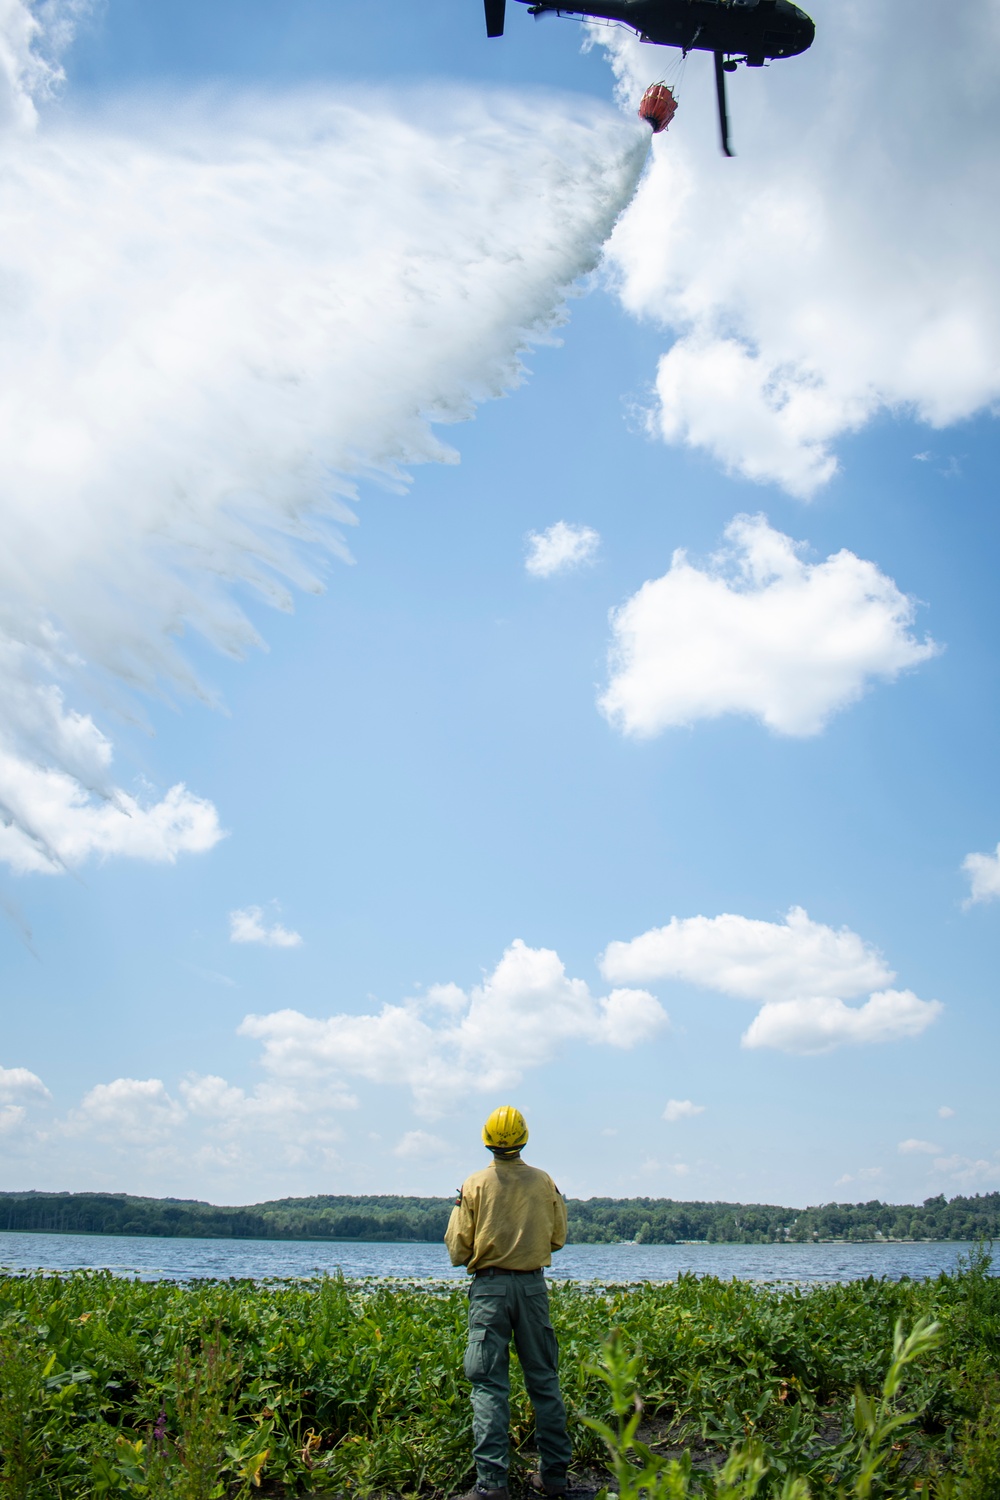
left=446, top=1106, right=573, bottom=1500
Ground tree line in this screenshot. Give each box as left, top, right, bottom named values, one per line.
left=0, top=1192, right=452, bottom=1242
left=566, top=1193, right=999, bottom=1244
left=1, top=1190, right=997, bottom=1243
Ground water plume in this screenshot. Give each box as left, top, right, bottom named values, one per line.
left=0, top=2, right=649, bottom=873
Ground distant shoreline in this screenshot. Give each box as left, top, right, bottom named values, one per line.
left=1, top=1189, right=994, bottom=1247
left=0, top=1225, right=969, bottom=1247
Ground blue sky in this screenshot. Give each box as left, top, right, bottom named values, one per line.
left=1, top=0, right=998, bottom=1208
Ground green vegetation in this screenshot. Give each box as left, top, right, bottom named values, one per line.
left=2, top=1191, right=998, bottom=1245
left=567, top=1194, right=1000, bottom=1245
left=583, top=1314, right=948, bottom=1500
left=0, top=1248, right=998, bottom=1497
left=0, top=1195, right=453, bottom=1244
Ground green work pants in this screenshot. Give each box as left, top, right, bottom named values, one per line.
left=463, top=1269, right=572, bottom=1488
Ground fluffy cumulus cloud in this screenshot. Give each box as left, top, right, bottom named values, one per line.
left=229, top=905, right=302, bottom=948
left=240, top=938, right=667, bottom=1114
left=962, top=843, right=1000, bottom=904
left=602, top=906, right=941, bottom=1054
left=741, top=991, right=939, bottom=1053
left=177, top=1073, right=349, bottom=1172
left=0, top=940, right=664, bottom=1186
left=0, top=1064, right=50, bottom=1102
left=27, top=1067, right=350, bottom=1184
left=597, top=0, right=1000, bottom=494
left=600, top=515, right=938, bottom=738
left=70, top=1077, right=186, bottom=1142
left=603, top=904, right=891, bottom=998
left=898, top=1139, right=941, bottom=1155
left=0, top=0, right=648, bottom=874
left=0, top=1062, right=50, bottom=1133
left=525, top=521, right=601, bottom=578
left=663, top=1098, right=704, bottom=1122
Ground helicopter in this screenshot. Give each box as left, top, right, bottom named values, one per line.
left=482, top=0, right=815, bottom=156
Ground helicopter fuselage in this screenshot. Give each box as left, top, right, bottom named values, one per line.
left=519, top=0, right=813, bottom=64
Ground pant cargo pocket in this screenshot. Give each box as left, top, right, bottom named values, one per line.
left=464, top=1324, right=491, bottom=1381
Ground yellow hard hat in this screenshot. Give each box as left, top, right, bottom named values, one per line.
left=482, top=1105, right=528, bottom=1150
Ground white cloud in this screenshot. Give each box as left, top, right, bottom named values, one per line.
left=46, top=1068, right=352, bottom=1182
left=0, top=747, right=222, bottom=874
left=602, top=907, right=941, bottom=1055
left=178, top=1073, right=352, bottom=1171
left=602, top=905, right=892, bottom=1000
left=599, top=515, right=938, bottom=739
left=240, top=938, right=667, bottom=1114
left=393, top=1130, right=451, bottom=1159
left=597, top=0, right=1000, bottom=494
left=72, top=1078, right=185, bottom=1142
left=932, top=1153, right=1000, bottom=1188
left=0, top=0, right=82, bottom=131
left=178, top=1074, right=250, bottom=1118
left=663, top=1098, right=704, bottom=1123
left=962, top=843, right=1000, bottom=904
left=741, top=990, right=941, bottom=1055
left=0, top=1, right=648, bottom=873
left=0, top=1064, right=50, bottom=1102
left=229, top=905, right=302, bottom=949
left=938, top=1105, right=956, bottom=1120
left=898, top=1138, right=942, bottom=1155
left=24, top=942, right=662, bottom=1181
left=38, top=1068, right=350, bottom=1185
left=524, top=521, right=600, bottom=578
left=0, top=1064, right=50, bottom=1138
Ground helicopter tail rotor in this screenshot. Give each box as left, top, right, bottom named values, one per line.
left=714, top=50, right=734, bottom=156
left=485, top=0, right=506, bottom=36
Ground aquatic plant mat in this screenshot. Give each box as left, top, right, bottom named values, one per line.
left=0, top=1251, right=998, bottom=1497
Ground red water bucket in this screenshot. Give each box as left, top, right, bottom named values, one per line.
left=638, top=82, right=678, bottom=134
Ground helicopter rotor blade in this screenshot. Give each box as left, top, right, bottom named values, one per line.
left=714, top=51, right=734, bottom=156
left=485, top=0, right=506, bottom=36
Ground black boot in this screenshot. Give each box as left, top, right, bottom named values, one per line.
left=455, top=1483, right=509, bottom=1500
left=529, top=1473, right=568, bottom=1499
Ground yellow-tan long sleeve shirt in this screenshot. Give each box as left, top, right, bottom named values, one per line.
left=444, top=1156, right=567, bottom=1273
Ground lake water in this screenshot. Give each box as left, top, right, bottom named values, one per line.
left=0, top=1232, right=982, bottom=1284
